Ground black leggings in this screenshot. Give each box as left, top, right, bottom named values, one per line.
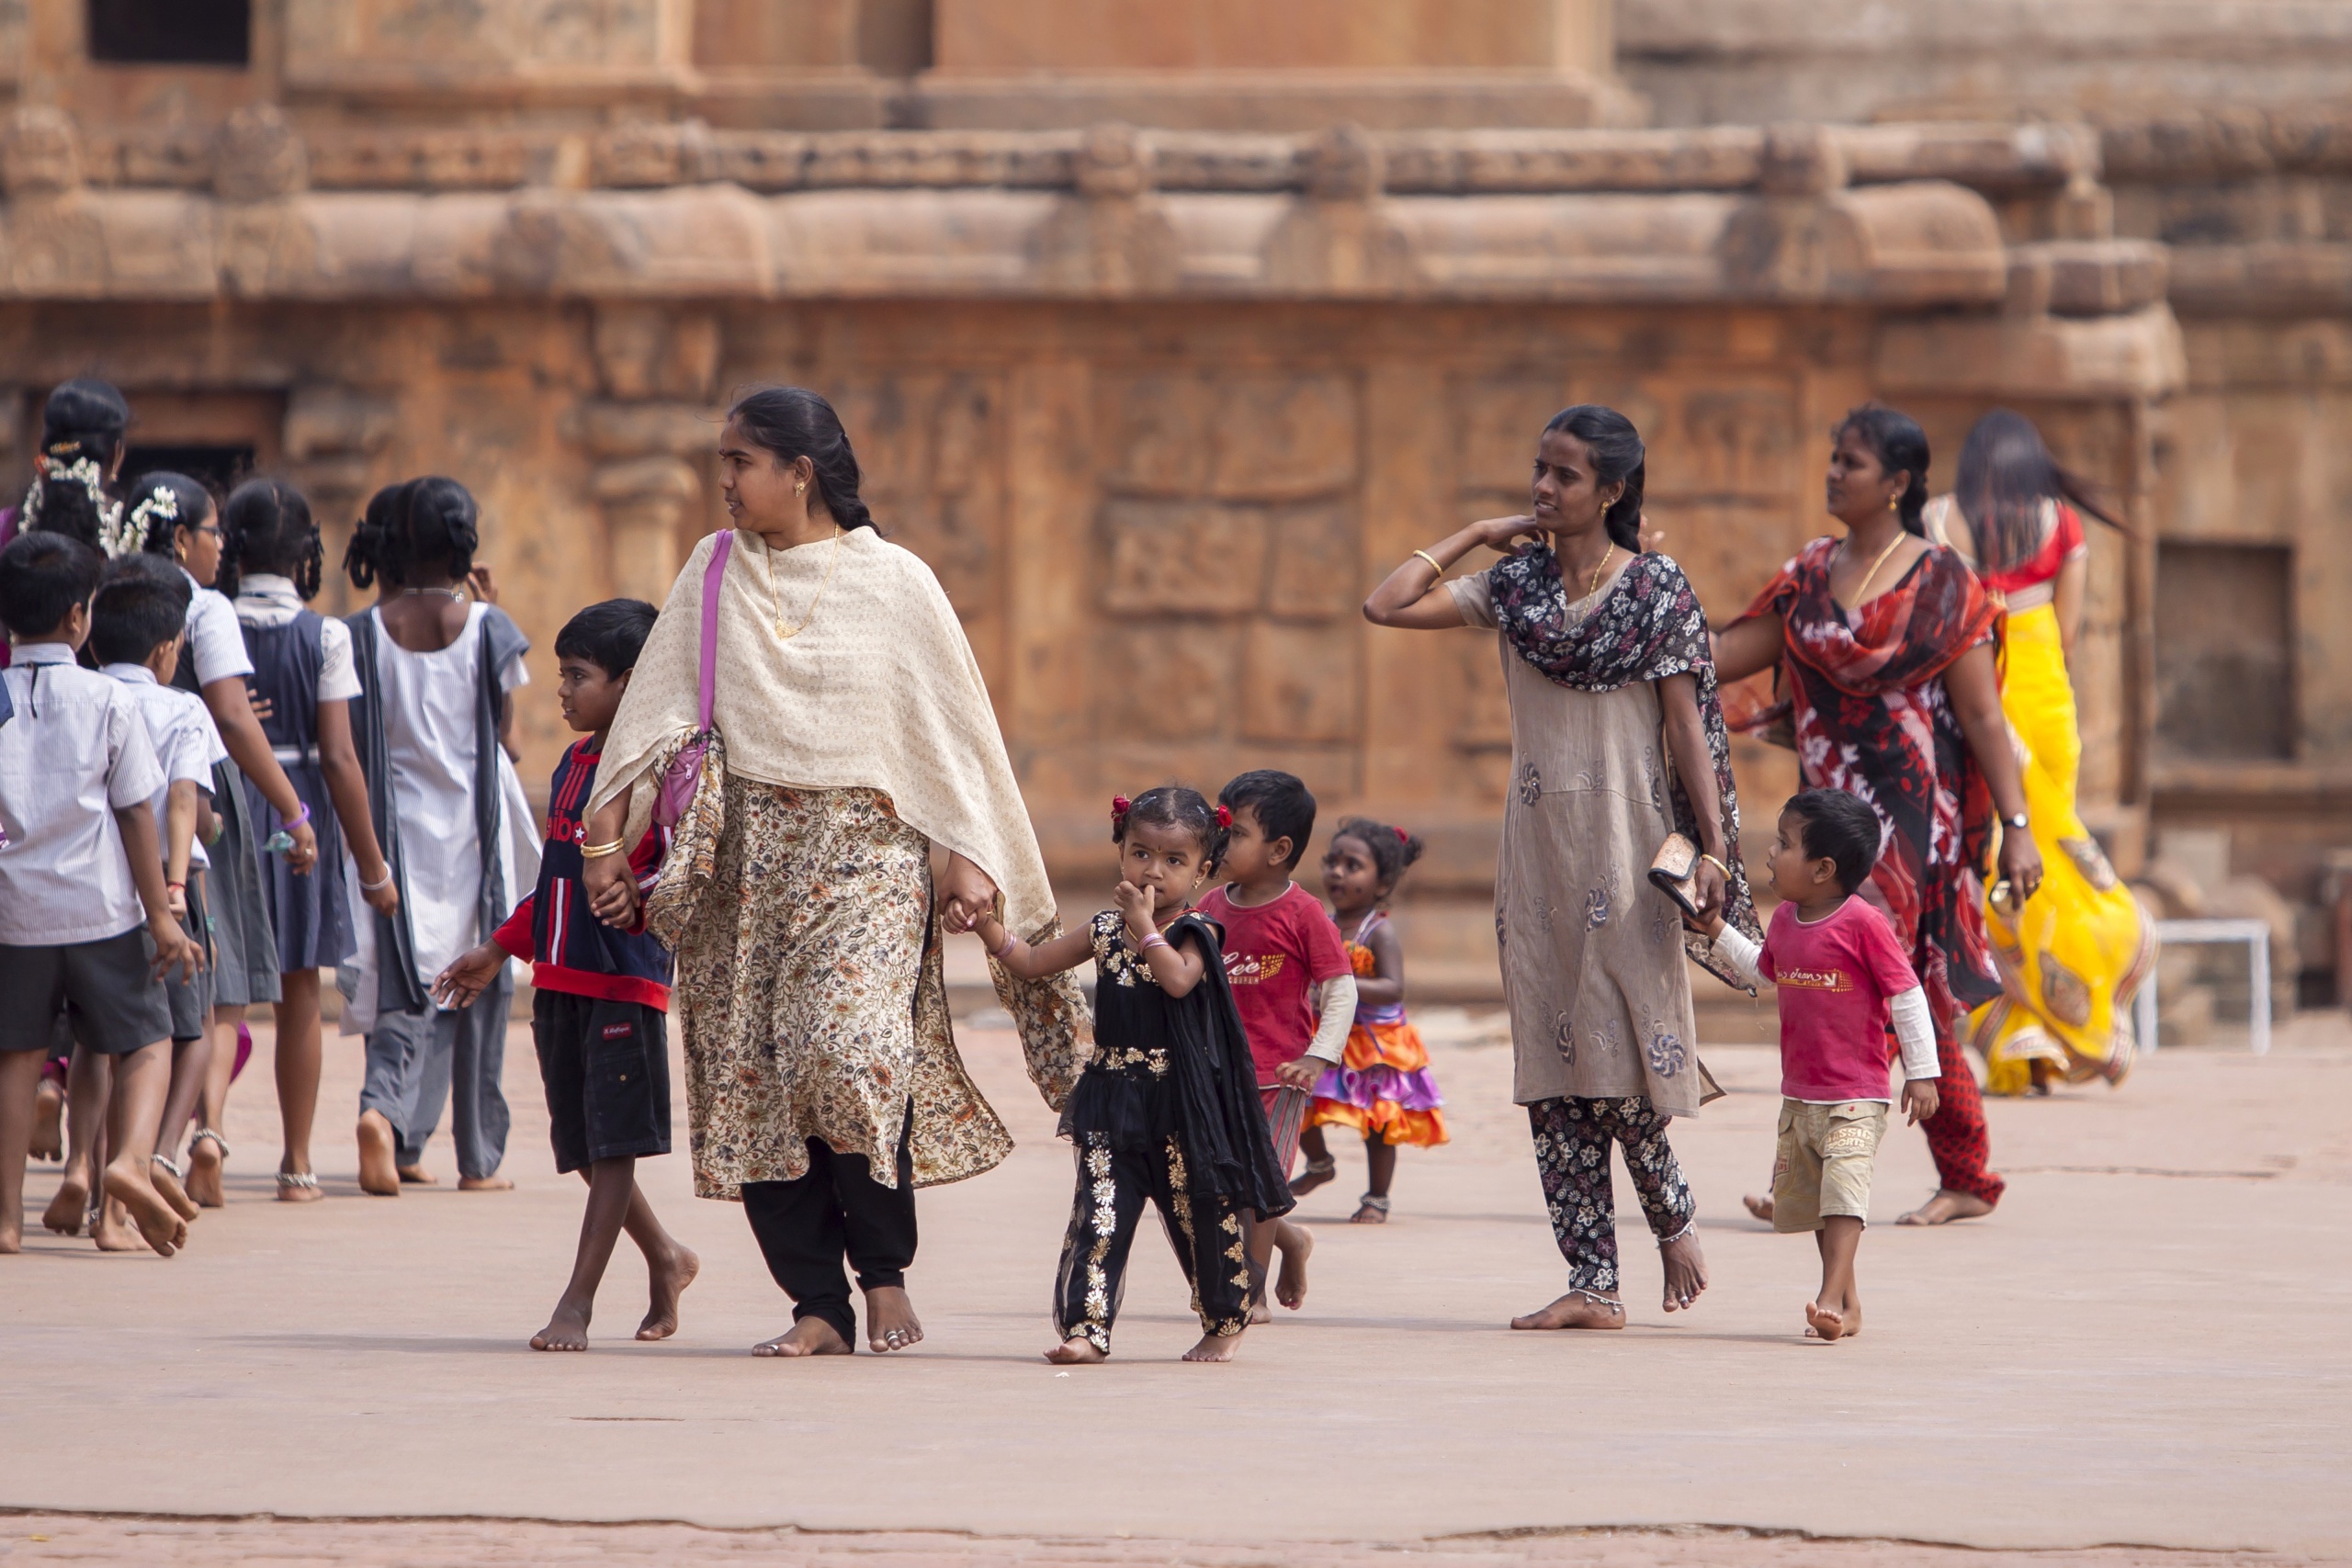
left=1053, top=1131, right=1250, bottom=1354
left=741, top=1106, right=916, bottom=1346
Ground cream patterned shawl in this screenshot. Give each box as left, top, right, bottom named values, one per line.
left=590, top=526, right=1089, bottom=1111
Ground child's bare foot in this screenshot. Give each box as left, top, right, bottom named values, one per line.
left=1804, top=1300, right=1848, bottom=1342
left=752, top=1318, right=852, bottom=1357
left=101, top=1158, right=187, bottom=1257
left=1897, top=1189, right=1994, bottom=1226
left=186, top=1133, right=225, bottom=1208
left=457, top=1174, right=513, bottom=1191
left=43, top=1174, right=90, bottom=1235
left=1510, top=1291, right=1625, bottom=1331
left=637, top=1245, right=700, bottom=1341
left=30, top=1079, right=64, bottom=1162
left=92, top=1197, right=141, bottom=1251
left=1248, top=1300, right=1272, bottom=1325
left=356, top=1113, right=400, bottom=1196
left=399, top=1164, right=440, bottom=1186
left=1659, top=1230, right=1708, bottom=1312
left=1274, top=1224, right=1313, bottom=1310
left=1742, top=1193, right=1774, bottom=1223
left=531, top=1300, right=593, bottom=1351
left=151, top=1157, right=201, bottom=1222
left=1288, top=1158, right=1336, bottom=1198
left=1350, top=1197, right=1389, bottom=1224
left=864, top=1284, right=923, bottom=1352
left=0, top=1218, right=19, bottom=1253
left=1045, top=1337, right=1105, bottom=1364
left=1182, top=1331, right=1240, bottom=1362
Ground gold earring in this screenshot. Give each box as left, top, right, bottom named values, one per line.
left=795, top=481, right=807, bottom=497
left=1887, top=496, right=1899, bottom=511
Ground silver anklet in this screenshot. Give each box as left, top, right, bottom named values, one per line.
left=1658, top=1218, right=1697, bottom=1246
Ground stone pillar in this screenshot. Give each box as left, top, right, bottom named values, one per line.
left=283, top=386, right=399, bottom=617
left=576, top=305, right=721, bottom=604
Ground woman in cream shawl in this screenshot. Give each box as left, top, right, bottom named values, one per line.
left=581, top=387, right=1086, bottom=1359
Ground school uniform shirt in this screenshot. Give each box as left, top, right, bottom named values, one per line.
left=232, top=575, right=362, bottom=705
left=1747, top=898, right=1934, bottom=1104
left=1196, top=881, right=1353, bottom=1086
left=101, top=663, right=226, bottom=872
left=0, top=643, right=165, bottom=946
left=180, top=570, right=254, bottom=687
left=491, top=737, right=673, bottom=1009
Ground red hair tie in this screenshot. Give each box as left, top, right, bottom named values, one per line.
left=1215, top=804, right=1233, bottom=829
left=1394, top=825, right=1410, bottom=844
left=1111, top=795, right=1132, bottom=825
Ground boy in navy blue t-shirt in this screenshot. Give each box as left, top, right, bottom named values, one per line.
left=435, top=598, right=696, bottom=1350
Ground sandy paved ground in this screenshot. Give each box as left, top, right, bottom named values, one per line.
left=5, top=991, right=2348, bottom=1564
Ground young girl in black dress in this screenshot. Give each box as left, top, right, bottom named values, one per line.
left=974, top=785, right=1295, bottom=1365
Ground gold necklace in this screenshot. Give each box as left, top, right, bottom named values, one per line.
left=1843, top=529, right=1908, bottom=604
left=1580, top=544, right=1616, bottom=600
left=768, top=525, right=843, bottom=639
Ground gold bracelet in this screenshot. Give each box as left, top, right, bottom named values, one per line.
left=581, top=839, right=628, bottom=860
left=1699, top=853, right=1733, bottom=878
left=1413, top=548, right=1446, bottom=577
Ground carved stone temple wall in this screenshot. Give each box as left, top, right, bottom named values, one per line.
left=2, top=0, right=2341, bottom=999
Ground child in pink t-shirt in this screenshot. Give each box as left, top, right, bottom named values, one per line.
left=1702, top=788, right=1940, bottom=1343
left=1198, top=770, right=1355, bottom=1319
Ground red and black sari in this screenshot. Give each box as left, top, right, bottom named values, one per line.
left=1728, top=536, right=2008, bottom=1204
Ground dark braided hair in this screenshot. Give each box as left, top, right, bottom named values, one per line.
left=225, top=478, right=323, bottom=601
left=121, top=470, right=218, bottom=559
left=1329, top=816, right=1426, bottom=896
left=1834, top=403, right=1932, bottom=537
left=345, top=476, right=479, bottom=592
left=1541, top=404, right=1646, bottom=553
left=26, top=379, right=131, bottom=553
left=1110, top=784, right=1230, bottom=876
left=726, top=386, right=876, bottom=533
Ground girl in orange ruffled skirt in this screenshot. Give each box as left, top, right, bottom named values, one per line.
left=1292, top=818, right=1447, bottom=1224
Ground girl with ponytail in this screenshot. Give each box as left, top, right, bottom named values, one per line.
left=223, top=478, right=399, bottom=1202
left=1363, top=403, right=1758, bottom=1330
left=18, top=378, right=132, bottom=558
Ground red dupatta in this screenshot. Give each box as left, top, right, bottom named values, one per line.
left=1726, top=536, right=2006, bottom=1024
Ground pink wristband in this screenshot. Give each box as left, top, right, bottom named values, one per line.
left=1140, top=932, right=1170, bottom=953
left=989, top=930, right=1017, bottom=961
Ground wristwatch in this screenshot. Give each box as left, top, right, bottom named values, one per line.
left=2003, top=812, right=2029, bottom=831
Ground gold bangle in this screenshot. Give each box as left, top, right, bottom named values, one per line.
left=1413, top=548, right=1446, bottom=577
left=1699, top=853, right=1733, bottom=878
left=581, top=839, right=628, bottom=860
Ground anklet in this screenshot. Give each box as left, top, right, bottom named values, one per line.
left=1358, top=1193, right=1390, bottom=1213
left=1658, top=1218, right=1696, bottom=1246
left=151, top=1152, right=185, bottom=1180
left=1566, top=1288, right=1624, bottom=1312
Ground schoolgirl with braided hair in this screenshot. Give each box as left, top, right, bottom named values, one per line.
left=339, top=476, right=534, bottom=1199
left=975, top=785, right=1296, bottom=1364
left=14, top=379, right=132, bottom=558
left=220, top=478, right=398, bottom=1202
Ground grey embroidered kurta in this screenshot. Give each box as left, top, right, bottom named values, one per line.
left=1452, top=568, right=1702, bottom=1118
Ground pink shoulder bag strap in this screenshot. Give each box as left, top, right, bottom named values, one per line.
left=652, top=529, right=734, bottom=828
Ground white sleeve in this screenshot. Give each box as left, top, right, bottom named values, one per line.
left=499, top=648, right=529, bottom=693
left=164, top=710, right=211, bottom=788
left=1708, top=924, right=1767, bottom=989
left=185, top=591, right=254, bottom=683
left=315, top=616, right=362, bottom=703
left=1889, top=987, right=1940, bottom=1080
left=106, top=694, right=164, bottom=811
left=1306, top=975, right=1357, bottom=1064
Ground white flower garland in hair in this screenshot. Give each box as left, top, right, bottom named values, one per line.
left=125, top=484, right=180, bottom=559
left=23, top=455, right=131, bottom=557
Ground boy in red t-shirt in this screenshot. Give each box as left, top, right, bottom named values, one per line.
left=1198, top=770, right=1356, bottom=1316
left=1702, top=788, right=1939, bottom=1343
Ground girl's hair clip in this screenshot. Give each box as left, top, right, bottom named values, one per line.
left=1394, top=825, right=1410, bottom=844
left=1215, top=804, right=1233, bottom=829
left=1111, top=795, right=1132, bottom=823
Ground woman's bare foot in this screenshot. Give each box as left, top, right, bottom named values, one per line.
left=1510, top=1292, right=1626, bottom=1331
left=864, top=1284, right=923, bottom=1352
left=752, top=1318, right=852, bottom=1357
left=42, top=1173, right=90, bottom=1235
left=29, top=1079, right=64, bottom=1162
left=531, top=1300, right=593, bottom=1351
left=399, top=1164, right=440, bottom=1186
left=151, top=1158, right=201, bottom=1222
left=637, top=1245, right=700, bottom=1341
left=1182, top=1331, right=1240, bottom=1362
left=356, top=1112, right=400, bottom=1196
left=1897, top=1189, right=1994, bottom=1226
left=1045, top=1337, right=1105, bottom=1364
left=1349, top=1199, right=1388, bottom=1224
left=1742, top=1193, right=1775, bottom=1224
left=276, top=1169, right=324, bottom=1203
left=1659, top=1231, right=1708, bottom=1312
left=185, top=1134, right=225, bottom=1208
left=101, top=1157, right=187, bottom=1257
left=458, top=1174, right=514, bottom=1191
left=1274, top=1224, right=1313, bottom=1310
left=1804, top=1300, right=1848, bottom=1342
left=92, top=1196, right=141, bottom=1251
left=1288, top=1159, right=1336, bottom=1198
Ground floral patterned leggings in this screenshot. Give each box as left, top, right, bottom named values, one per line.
left=1528, top=1095, right=1696, bottom=1297
left=1053, top=1132, right=1251, bottom=1353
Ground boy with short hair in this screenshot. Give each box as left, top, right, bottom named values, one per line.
left=0, top=533, right=200, bottom=1256
left=92, top=553, right=225, bottom=1224
left=434, top=598, right=698, bottom=1350
left=1701, top=787, right=1941, bottom=1341
left=1200, top=769, right=1356, bottom=1315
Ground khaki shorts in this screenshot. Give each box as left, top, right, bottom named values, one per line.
left=1770, top=1099, right=1887, bottom=1233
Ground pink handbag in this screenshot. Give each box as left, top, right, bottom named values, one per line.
left=652, top=529, right=733, bottom=829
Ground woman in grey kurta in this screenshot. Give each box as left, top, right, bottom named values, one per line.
left=1363, top=405, right=1759, bottom=1330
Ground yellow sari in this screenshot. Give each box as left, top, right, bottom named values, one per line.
left=1972, top=602, right=2157, bottom=1094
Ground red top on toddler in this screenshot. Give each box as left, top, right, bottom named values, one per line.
left=1196, top=881, right=1351, bottom=1086
left=1757, top=897, right=1921, bottom=1104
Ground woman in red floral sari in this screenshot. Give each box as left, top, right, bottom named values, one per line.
left=1714, top=405, right=2042, bottom=1226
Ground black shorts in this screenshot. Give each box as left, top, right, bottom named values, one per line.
left=0, top=928, right=174, bottom=1055
left=532, top=990, right=671, bottom=1175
